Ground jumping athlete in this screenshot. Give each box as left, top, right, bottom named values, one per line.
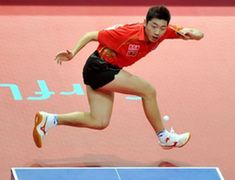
left=33, top=5, right=204, bottom=149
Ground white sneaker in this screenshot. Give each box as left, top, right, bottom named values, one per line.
left=159, top=128, right=191, bottom=150
left=33, top=112, right=49, bottom=148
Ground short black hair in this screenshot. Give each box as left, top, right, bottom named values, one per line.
left=146, top=5, right=171, bottom=24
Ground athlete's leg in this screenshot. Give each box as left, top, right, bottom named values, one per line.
left=33, top=86, right=114, bottom=148
left=100, top=69, right=164, bottom=133
left=58, top=85, right=114, bottom=130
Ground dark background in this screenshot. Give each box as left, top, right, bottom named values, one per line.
left=1, top=0, right=235, bottom=6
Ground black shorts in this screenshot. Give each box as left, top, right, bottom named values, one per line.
left=83, top=51, right=122, bottom=89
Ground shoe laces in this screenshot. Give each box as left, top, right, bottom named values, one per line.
left=168, top=127, right=180, bottom=142
left=170, top=127, right=176, bottom=134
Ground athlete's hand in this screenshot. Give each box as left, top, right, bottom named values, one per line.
left=55, top=50, right=74, bottom=65
left=180, top=28, right=204, bottom=40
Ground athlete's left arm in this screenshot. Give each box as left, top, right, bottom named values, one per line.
left=180, top=28, right=204, bottom=40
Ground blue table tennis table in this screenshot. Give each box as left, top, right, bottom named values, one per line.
left=11, top=167, right=224, bottom=180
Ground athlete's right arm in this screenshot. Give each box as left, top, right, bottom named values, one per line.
left=71, top=31, right=98, bottom=56
left=55, top=31, right=98, bottom=65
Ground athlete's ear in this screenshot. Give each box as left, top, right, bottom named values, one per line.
left=144, top=19, right=147, bottom=27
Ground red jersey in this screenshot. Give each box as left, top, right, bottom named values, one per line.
left=97, top=23, right=182, bottom=67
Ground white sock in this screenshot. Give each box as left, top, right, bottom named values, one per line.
left=45, top=113, right=58, bottom=131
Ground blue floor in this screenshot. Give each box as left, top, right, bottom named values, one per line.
left=11, top=167, right=224, bottom=180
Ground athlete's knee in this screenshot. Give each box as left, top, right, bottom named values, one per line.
left=94, top=117, right=110, bottom=130
left=149, top=85, right=157, bottom=96
left=142, top=84, right=157, bottom=99
left=96, top=121, right=110, bottom=130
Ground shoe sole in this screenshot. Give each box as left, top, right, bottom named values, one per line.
left=33, top=112, right=43, bottom=148
left=161, top=133, right=191, bottom=150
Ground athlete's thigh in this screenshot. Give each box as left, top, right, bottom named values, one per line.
left=86, top=85, right=114, bottom=122
left=100, top=69, right=155, bottom=97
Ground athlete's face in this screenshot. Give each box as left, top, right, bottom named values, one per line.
left=144, top=18, right=168, bottom=42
